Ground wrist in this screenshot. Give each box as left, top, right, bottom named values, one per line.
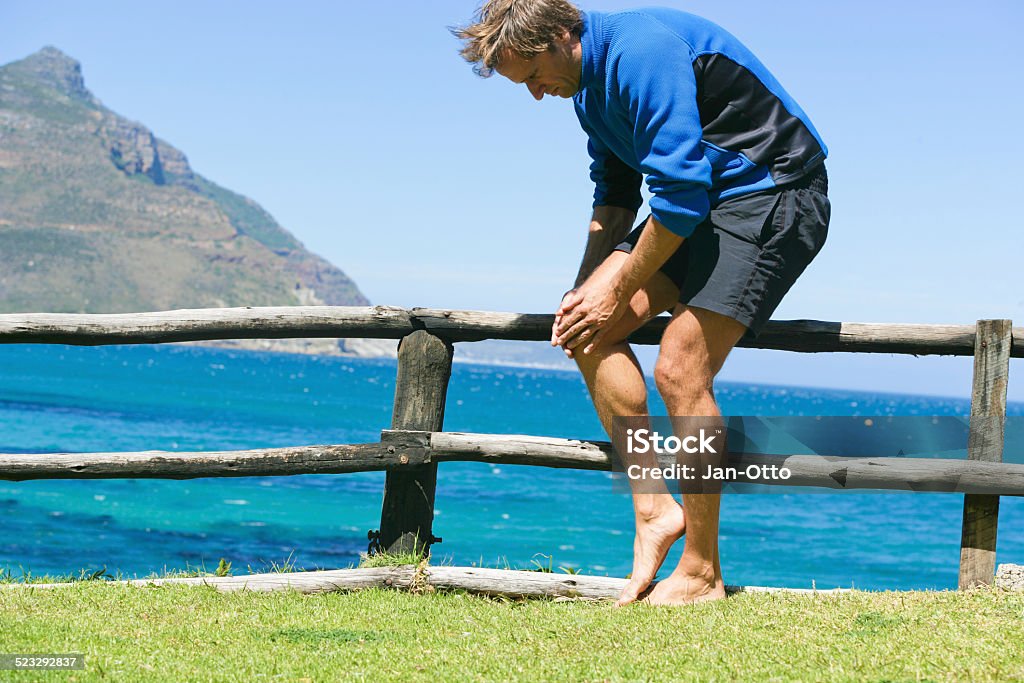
left=609, top=269, right=635, bottom=301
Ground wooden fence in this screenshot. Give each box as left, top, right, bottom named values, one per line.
left=0, top=306, right=1019, bottom=590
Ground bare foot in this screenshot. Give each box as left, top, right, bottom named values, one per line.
left=643, top=561, right=726, bottom=606
left=615, top=501, right=686, bottom=607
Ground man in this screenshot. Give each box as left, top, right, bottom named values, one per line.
left=456, top=1, right=830, bottom=605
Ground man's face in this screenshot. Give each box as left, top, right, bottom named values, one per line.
left=494, top=32, right=582, bottom=101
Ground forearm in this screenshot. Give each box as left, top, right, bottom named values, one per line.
left=611, top=215, right=684, bottom=299
left=574, top=205, right=637, bottom=287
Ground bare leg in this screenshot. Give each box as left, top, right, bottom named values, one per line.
left=644, top=305, right=746, bottom=605
left=571, top=252, right=684, bottom=606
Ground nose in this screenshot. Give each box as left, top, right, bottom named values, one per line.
left=526, top=81, right=544, bottom=101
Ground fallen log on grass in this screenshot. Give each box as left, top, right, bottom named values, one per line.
left=3, top=565, right=850, bottom=598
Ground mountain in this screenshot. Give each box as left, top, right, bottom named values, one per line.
left=0, top=47, right=369, bottom=323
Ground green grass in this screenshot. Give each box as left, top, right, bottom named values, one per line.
left=1, top=581, right=1022, bottom=681
left=0, top=554, right=307, bottom=585
left=357, top=550, right=424, bottom=568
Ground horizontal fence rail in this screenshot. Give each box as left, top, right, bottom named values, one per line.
left=0, top=443, right=416, bottom=480
left=0, top=306, right=1020, bottom=356
left=2, top=430, right=1022, bottom=496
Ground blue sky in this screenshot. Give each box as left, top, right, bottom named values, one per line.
left=1, top=1, right=1021, bottom=399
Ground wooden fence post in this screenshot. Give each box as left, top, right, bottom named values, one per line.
left=958, top=319, right=1012, bottom=589
left=375, top=330, right=453, bottom=557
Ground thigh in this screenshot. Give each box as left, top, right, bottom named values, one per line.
left=680, top=177, right=829, bottom=339
left=585, top=250, right=681, bottom=345
left=659, top=304, right=747, bottom=380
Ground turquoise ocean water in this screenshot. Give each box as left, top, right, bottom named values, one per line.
left=1, top=343, right=1021, bottom=590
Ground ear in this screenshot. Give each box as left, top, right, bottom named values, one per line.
left=550, top=28, right=573, bottom=52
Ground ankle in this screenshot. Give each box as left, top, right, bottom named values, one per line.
left=676, top=553, right=718, bottom=582
left=633, top=495, right=681, bottom=522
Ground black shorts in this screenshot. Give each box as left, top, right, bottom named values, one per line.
left=615, top=164, right=830, bottom=337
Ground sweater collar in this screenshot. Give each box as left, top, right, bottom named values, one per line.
left=577, top=11, right=607, bottom=94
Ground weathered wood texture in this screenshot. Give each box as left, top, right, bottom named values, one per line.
left=0, top=307, right=1020, bottom=356
left=424, top=431, right=615, bottom=470
left=3, top=565, right=849, bottom=597
left=0, top=306, right=413, bottom=344
left=0, top=443, right=407, bottom=481
left=416, top=431, right=1024, bottom=495
left=739, top=321, right=1007, bottom=356
left=959, top=320, right=1012, bottom=589
left=377, top=331, right=453, bottom=556
left=5, top=430, right=1024, bottom=495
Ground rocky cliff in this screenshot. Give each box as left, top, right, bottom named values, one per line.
left=0, top=47, right=370, bottom=323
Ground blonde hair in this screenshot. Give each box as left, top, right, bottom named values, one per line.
left=453, top=0, right=583, bottom=77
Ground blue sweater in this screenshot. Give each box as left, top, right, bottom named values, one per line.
left=573, top=9, right=827, bottom=237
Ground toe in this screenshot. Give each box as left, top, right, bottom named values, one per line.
left=615, top=583, right=642, bottom=607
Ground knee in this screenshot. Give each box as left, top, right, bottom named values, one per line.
left=653, top=348, right=712, bottom=405
left=573, top=339, right=628, bottom=377
left=570, top=322, right=634, bottom=371
left=573, top=348, right=599, bottom=378
left=569, top=343, right=608, bottom=383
